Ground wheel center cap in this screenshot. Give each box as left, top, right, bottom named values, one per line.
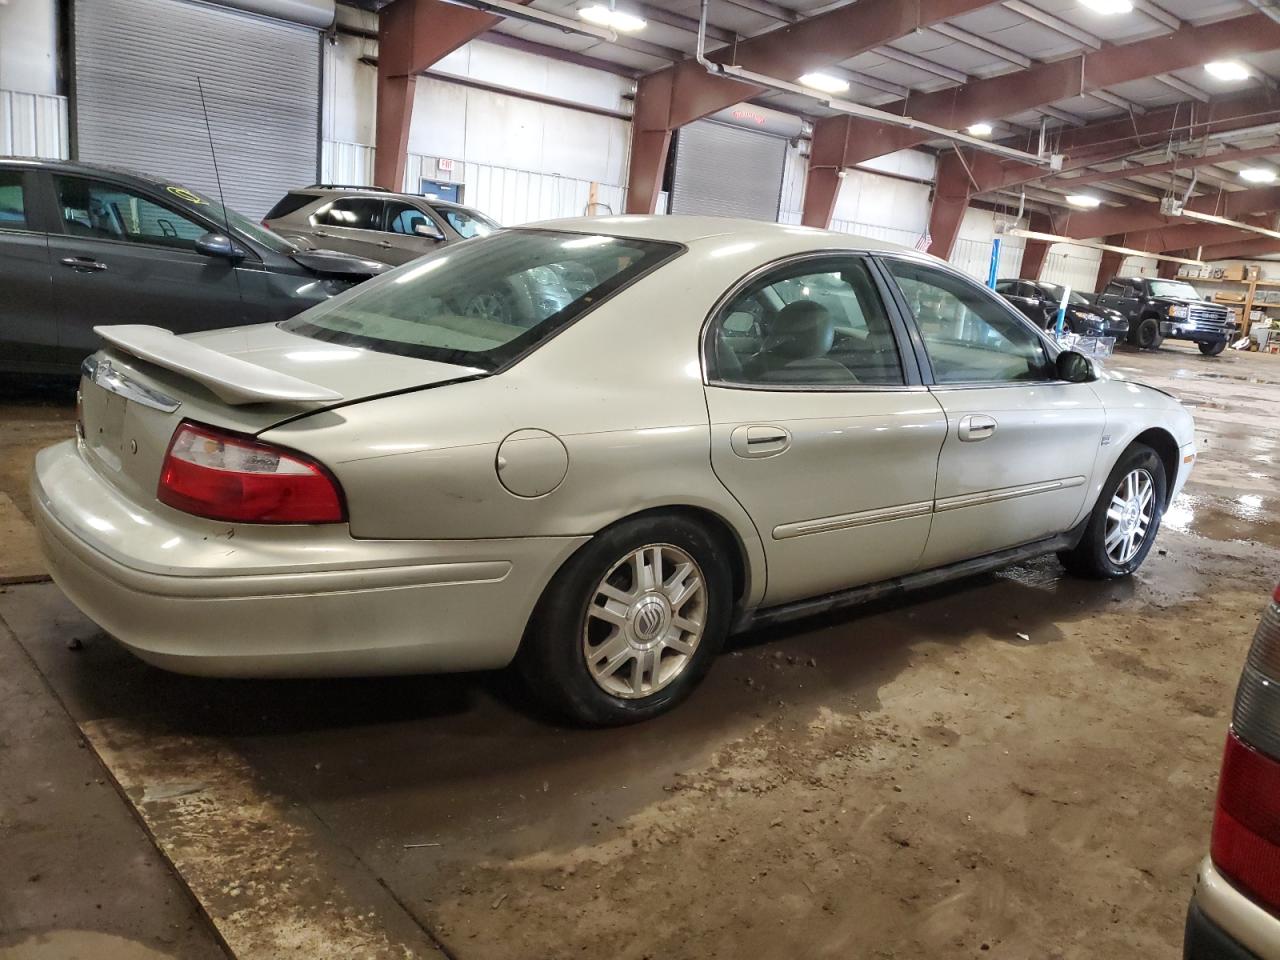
left=630, top=595, right=670, bottom=644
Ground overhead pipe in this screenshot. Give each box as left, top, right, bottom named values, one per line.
left=692, top=0, right=1061, bottom=169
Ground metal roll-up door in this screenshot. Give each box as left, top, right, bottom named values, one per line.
left=72, top=0, right=322, bottom=220
left=668, top=119, right=787, bottom=221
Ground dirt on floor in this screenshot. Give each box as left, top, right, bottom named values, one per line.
left=1, top=342, right=1278, bottom=960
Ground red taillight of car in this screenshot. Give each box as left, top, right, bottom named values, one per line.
left=1211, top=592, right=1280, bottom=914
left=157, top=421, right=345, bottom=524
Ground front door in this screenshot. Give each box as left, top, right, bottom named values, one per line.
left=381, top=200, right=447, bottom=265
left=881, top=257, right=1106, bottom=569
left=0, top=167, right=59, bottom=372
left=46, top=174, right=248, bottom=366
left=704, top=254, right=947, bottom=607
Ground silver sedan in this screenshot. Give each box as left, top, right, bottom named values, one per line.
left=33, top=216, right=1196, bottom=724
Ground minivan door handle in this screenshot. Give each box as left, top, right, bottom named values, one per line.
left=60, top=256, right=108, bottom=273
left=958, top=414, right=997, bottom=442
left=730, top=425, right=791, bottom=458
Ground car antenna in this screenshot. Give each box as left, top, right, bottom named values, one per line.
left=195, top=77, right=247, bottom=312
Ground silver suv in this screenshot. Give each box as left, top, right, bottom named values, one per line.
left=263, top=185, right=500, bottom=266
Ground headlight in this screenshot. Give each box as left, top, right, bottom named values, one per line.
left=1168, top=304, right=1189, bottom=318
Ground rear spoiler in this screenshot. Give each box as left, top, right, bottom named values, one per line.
left=94, top=325, right=344, bottom=406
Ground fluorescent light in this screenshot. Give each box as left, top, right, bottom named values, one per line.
left=1240, top=167, right=1277, bottom=184
left=578, top=5, right=646, bottom=31
left=1079, top=0, right=1134, bottom=12
left=797, top=72, right=850, bottom=95
left=967, top=122, right=994, bottom=137
left=1066, top=194, right=1102, bottom=208
left=1205, top=60, right=1251, bottom=82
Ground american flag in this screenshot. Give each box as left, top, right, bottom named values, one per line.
left=915, top=232, right=932, bottom=252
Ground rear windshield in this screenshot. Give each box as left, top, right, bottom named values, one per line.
left=282, top=229, right=681, bottom=371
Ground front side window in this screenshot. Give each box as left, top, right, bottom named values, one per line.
left=315, top=197, right=383, bottom=230
left=386, top=202, right=442, bottom=238
left=0, top=171, right=27, bottom=229
left=706, top=257, right=904, bottom=387
left=1104, top=281, right=1127, bottom=297
left=283, top=229, right=680, bottom=371
left=54, top=176, right=207, bottom=250
left=438, top=206, right=498, bottom=239
left=886, top=259, right=1051, bottom=385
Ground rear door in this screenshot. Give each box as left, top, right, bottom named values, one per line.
left=703, top=253, right=947, bottom=606
left=308, top=196, right=391, bottom=261
left=0, top=166, right=59, bottom=372
left=46, top=173, right=248, bottom=366
left=880, top=257, right=1106, bottom=568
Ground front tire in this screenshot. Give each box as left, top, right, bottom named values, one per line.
left=517, top=515, right=733, bottom=726
left=1199, top=340, right=1227, bottom=357
left=1059, top=443, right=1167, bottom=579
left=1134, top=316, right=1164, bottom=350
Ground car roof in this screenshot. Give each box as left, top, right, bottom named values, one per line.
left=518, top=215, right=923, bottom=256
left=0, top=156, right=177, bottom=190
left=297, top=186, right=476, bottom=211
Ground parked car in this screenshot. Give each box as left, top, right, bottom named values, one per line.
left=263, top=185, right=500, bottom=266
left=996, top=278, right=1129, bottom=339
left=1096, top=276, right=1236, bottom=355
left=33, top=218, right=1196, bottom=725
left=1184, top=582, right=1280, bottom=959
left=0, top=159, right=389, bottom=377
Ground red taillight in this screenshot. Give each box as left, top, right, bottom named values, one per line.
left=1273, top=581, right=1280, bottom=604
left=1211, top=730, right=1280, bottom=914
left=157, top=421, right=345, bottom=524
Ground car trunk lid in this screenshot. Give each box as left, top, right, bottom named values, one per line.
left=78, top=323, right=485, bottom=508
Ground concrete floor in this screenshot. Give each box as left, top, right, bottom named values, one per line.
left=1, top=342, right=1278, bottom=959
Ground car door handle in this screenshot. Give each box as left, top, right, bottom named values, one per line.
left=60, top=256, right=108, bottom=273
left=958, top=414, right=997, bottom=442
left=313, top=230, right=331, bottom=238
left=730, top=425, right=791, bottom=458
left=378, top=240, right=393, bottom=248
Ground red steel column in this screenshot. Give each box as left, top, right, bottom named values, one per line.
left=1017, top=213, right=1053, bottom=280
left=1095, top=235, right=1127, bottom=291
left=925, top=151, right=970, bottom=258
left=801, top=117, right=850, bottom=228
left=1156, top=258, right=1181, bottom=280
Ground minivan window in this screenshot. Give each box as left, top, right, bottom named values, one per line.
left=0, top=171, right=27, bottom=229
left=283, top=229, right=681, bottom=371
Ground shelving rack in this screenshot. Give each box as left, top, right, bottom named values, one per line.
left=1187, top=274, right=1280, bottom=341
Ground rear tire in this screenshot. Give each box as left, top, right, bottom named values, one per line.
left=1134, top=316, right=1164, bottom=350
left=1059, top=443, right=1167, bottom=579
left=1199, top=340, right=1227, bottom=357
left=516, top=514, right=733, bottom=726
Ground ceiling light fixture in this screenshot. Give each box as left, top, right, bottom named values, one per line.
left=797, top=72, right=851, bottom=94
left=1240, top=167, right=1278, bottom=184
left=1066, top=194, right=1103, bottom=208
left=578, top=4, right=646, bottom=31
left=967, top=122, right=994, bottom=137
left=1205, top=60, right=1252, bottom=82
left=1079, top=0, right=1134, bottom=13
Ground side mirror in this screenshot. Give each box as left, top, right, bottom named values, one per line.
left=1056, top=349, right=1097, bottom=383
left=414, top=223, right=444, bottom=240
left=194, top=232, right=246, bottom=260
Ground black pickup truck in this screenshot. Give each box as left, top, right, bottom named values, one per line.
left=1095, top=276, right=1236, bottom=356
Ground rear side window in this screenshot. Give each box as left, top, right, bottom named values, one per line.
left=264, top=192, right=315, bottom=220
left=314, top=197, right=383, bottom=230
left=0, top=171, right=28, bottom=229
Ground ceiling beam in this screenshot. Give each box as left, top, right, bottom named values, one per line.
left=1155, top=73, right=1209, bottom=103
left=1047, top=141, right=1280, bottom=188
left=1131, top=0, right=1181, bottom=31
left=929, top=21, right=1032, bottom=68
left=1051, top=182, right=1280, bottom=238
left=1198, top=236, right=1280, bottom=260
left=1001, top=0, right=1101, bottom=49
left=805, top=12, right=1280, bottom=179
left=874, top=46, right=970, bottom=84
left=1089, top=89, right=1146, bottom=114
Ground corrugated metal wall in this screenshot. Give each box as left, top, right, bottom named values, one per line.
left=405, top=153, right=625, bottom=224
left=0, top=90, right=68, bottom=158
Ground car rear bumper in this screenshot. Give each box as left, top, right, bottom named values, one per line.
left=32, top=440, right=586, bottom=677
left=1187, top=857, right=1280, bottom=960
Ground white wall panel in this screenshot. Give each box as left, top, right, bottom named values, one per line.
left=1042, top=245, right=1103, bottom=293
left=0, top=0, right=58, bottom=95
left=0, top=89, right=68, bottom=158
left=322, top=33, right=375, bottom=146
left=321, top=139, right=374, bottom=185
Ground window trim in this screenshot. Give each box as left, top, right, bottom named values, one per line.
left=874, top=252, right=1067, bottom=390
left=699, top=250, right=924, bottom=393
left=46, top=173, right=262, bottom=261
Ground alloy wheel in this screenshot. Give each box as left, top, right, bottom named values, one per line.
left=1104, top=468, right=1156, bottom=565
left=582, top=544, right=707, bottom=699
